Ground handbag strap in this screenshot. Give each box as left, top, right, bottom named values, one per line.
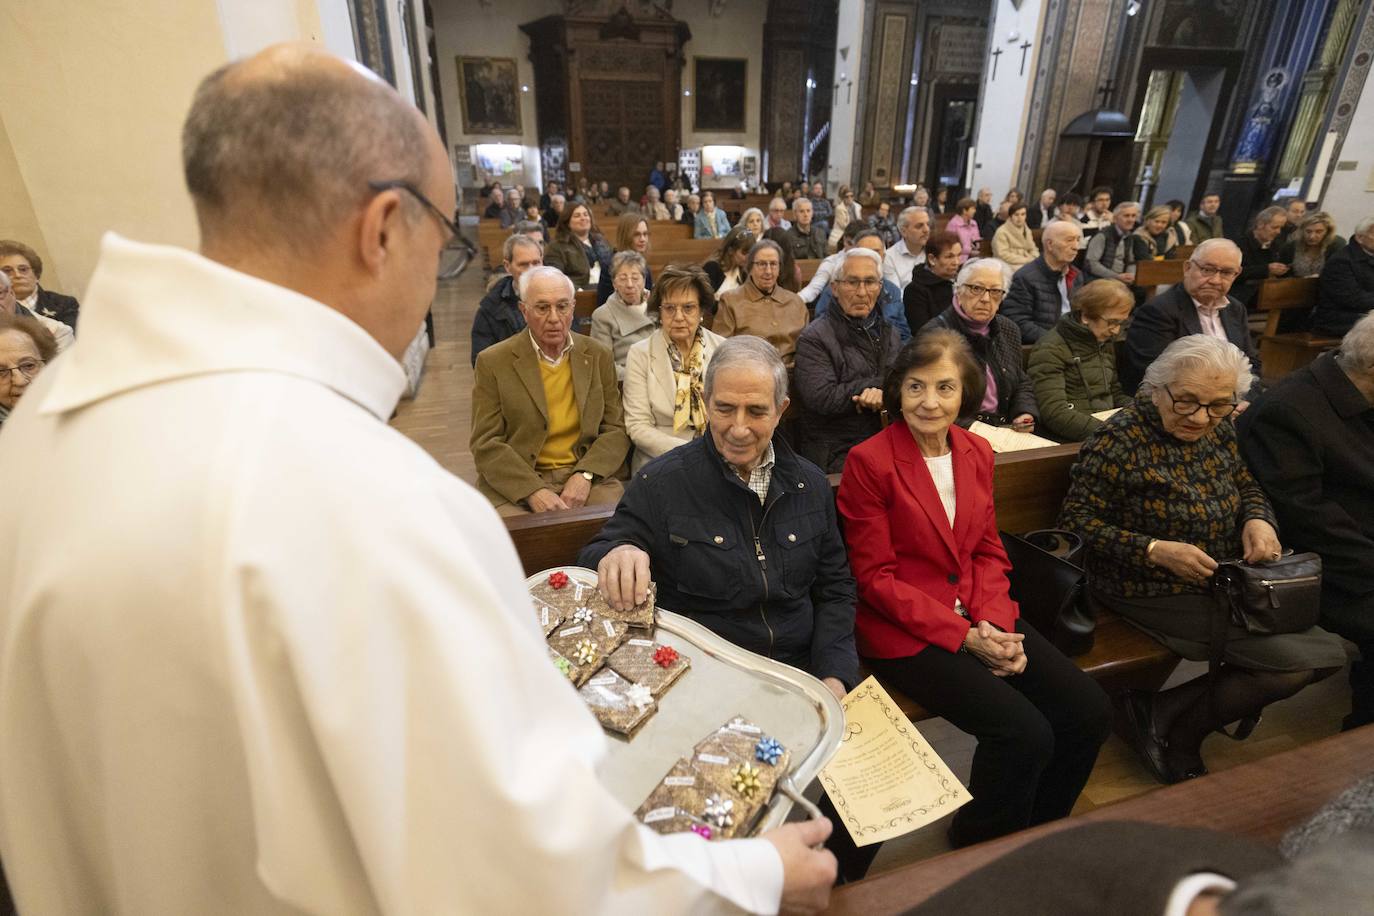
left=1208, top=569, right=1260, bottom=741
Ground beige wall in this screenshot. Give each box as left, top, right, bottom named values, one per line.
left=0, top=0, right=365, bottom=298
left=0, top=117, right=58, bottom=291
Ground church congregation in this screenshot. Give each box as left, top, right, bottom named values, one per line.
left=3, top=0, right=1374, bottom=913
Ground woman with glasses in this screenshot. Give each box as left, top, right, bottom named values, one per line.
left=920, top=257, right=1039, bottom=431
left=1027, top=279, right=1134, bottom=441
left=589, top=251, right=656, bottom=380
left=0, top=312, right=56, bottom=427
left=715, top=239, right=808, bottom=368
left=621, top=266, right=725, bottom=472
left=595, top=213, right=654, bottom=307
left=837, top=329, right=1112, bottom=848
left=1060, top=335, right=1344, bottom=785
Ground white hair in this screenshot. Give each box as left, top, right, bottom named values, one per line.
left=1336, top=312, right=1374, bottom=375
left=740, top=206, right=765, bottom=225
left=1190, top=238, right=1241, bottom=263
left=835, top=247, right=882, bottom=278
left=897, top=205, right=928, bottom=229
left=956, top=256, right=1013, bottom=291
left=517, top=264, right=575, bottom=302
left=703, top=336, right=789, bottom=410
left=793, top=198, right=813, bottom=213
left=1113, top=200, right=1141, bottom=215
left=1140, top=335, right=1255, bottom=397
left=1353, top=216, right=1374, bottom=237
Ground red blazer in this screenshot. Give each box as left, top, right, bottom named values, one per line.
left=836, top=422, right=1019, bottom=659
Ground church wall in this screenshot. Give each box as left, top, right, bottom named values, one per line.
left=0, top=121, right=59, bottom=293
left=970, top=0, right=1046, bottom=199
left=433, top=0, right=766, bottom=194
left=0, top=0, right=359, bottom=296
left=433, top=0, right=547, bottom=190
left=0, top=0, right=229, bottom=296
left=828, top=0, right=867, bottom=191
left=679, top=0, right=766, bottom=182
left=1321, top=67, right=1374, bottom=235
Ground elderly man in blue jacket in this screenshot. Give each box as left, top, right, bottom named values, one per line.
left=580, top=335, right=874, bottom=882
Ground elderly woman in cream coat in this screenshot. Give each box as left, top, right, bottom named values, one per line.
left=622, top=265, right=726, bottom=471
left=991, top=202, right=1040, bottom=268
left=590, top=250, right=656, bottom=378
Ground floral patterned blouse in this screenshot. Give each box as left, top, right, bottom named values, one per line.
left=1058, top=396, right=1277, bottom=598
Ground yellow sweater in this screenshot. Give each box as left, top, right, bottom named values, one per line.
left=536, top=358, right=579, bottom=469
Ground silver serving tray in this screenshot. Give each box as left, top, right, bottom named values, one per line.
left=529, top=566, right=845, bottom=835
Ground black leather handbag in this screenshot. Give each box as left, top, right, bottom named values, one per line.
left=1211, top=552, right=1323, bottom=637
left=1207, top=552, right=1323, bottom=738
left=1000, top=529, right=1096, bottom=656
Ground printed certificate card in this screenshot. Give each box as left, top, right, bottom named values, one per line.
left=819, top=677, right=971, bottom=846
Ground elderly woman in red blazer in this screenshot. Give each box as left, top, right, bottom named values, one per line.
left=836, top=330, right=1112, bottom=848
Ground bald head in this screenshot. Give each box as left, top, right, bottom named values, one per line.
left=181, top=44, right=453, bottom=361
left=183, top=43, right=438, bottom=255
left=1041, top=219, right=1083, bottom=271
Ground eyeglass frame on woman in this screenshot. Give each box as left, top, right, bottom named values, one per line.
left=1162, top=385, right=1238, bottom=419
left=959, top=282, right=1007, bottom=302
left=0, top=358, right=44, bottom=382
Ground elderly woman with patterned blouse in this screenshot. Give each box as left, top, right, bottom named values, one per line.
left=1059, top=335, right=1345, bottom=786
left=621, top=266, right=726, bottom=472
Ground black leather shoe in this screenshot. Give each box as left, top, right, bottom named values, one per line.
left=1122, top=690, right=1183, bottom=785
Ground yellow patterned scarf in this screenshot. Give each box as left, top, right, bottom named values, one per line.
left=670, top=332, right=707, bottom=434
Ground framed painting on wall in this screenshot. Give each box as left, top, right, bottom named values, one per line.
left=693, top=57, right=747, bottom=132
left=456, top=56, right=522, bottom=135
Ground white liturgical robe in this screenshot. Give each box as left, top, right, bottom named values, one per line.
left=0, top=235, right=783, bottom=915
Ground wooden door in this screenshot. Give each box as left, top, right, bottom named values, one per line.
left=579, top=78, right=664, bottom=191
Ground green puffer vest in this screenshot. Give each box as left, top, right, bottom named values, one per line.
left=1027, top=313, right=1129, bottom=441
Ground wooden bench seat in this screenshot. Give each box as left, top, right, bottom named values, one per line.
left=503, top=440, right=1180, bottom=719
left=1253, top=277, right=1336, bottom=381
left=863, top=611, right=1176, bottom=721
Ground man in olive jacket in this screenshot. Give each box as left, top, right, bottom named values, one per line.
left=471, top=267, right=629, bottom=514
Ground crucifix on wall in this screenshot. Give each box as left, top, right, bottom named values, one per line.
left=991, top=47, right=1003, bottom=80
left=1018, top=40, right=1032, bottom=76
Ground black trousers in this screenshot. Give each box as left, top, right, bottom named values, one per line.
left=866, top=619, right=1112, bottom=848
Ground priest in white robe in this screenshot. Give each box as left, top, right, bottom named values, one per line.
left=0, top=45, right=835, bottom=915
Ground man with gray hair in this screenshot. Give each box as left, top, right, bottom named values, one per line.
left=794, top=247, right=903, bottom=472
left=471, top=232, right=542, bottom=365
left=0, top=45, right=837, bottom=914
left=1310, top=215, right=1374, bottom=337
left=1239, top=311, right=1374, bottom=729
left=582, top=334, right=873, bottom=881
left=882, top=205, right=931, bottom=289
left=1121, top=238, right=1263, bottom=394
left=1084, top=200, right=1142, bottom=284
left=471, top=264, right=629, bottom=514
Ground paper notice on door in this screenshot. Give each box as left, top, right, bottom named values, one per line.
left=819, top=677, right=970, bottom=847
left=1091, top=408, right=1122, bottom=421
left=968, top=420, right=1059, bottom=453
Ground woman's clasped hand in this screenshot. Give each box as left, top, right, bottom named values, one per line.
left=962, top=619, right=1027, bottom=676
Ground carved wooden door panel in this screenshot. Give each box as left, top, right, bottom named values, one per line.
left=580, top=78, right=663, bottom=190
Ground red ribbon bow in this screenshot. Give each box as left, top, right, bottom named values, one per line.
left=653, top=645, right=679, bottom=668
left=548, top=571, right=570, bottom=590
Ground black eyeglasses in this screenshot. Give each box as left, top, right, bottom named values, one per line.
left=1163, top=385, right=1238, bottom=419
left=367, top=180, right=467, bottom=279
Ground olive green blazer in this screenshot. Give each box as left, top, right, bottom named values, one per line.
left=470, top=331, right=630, bottom=505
